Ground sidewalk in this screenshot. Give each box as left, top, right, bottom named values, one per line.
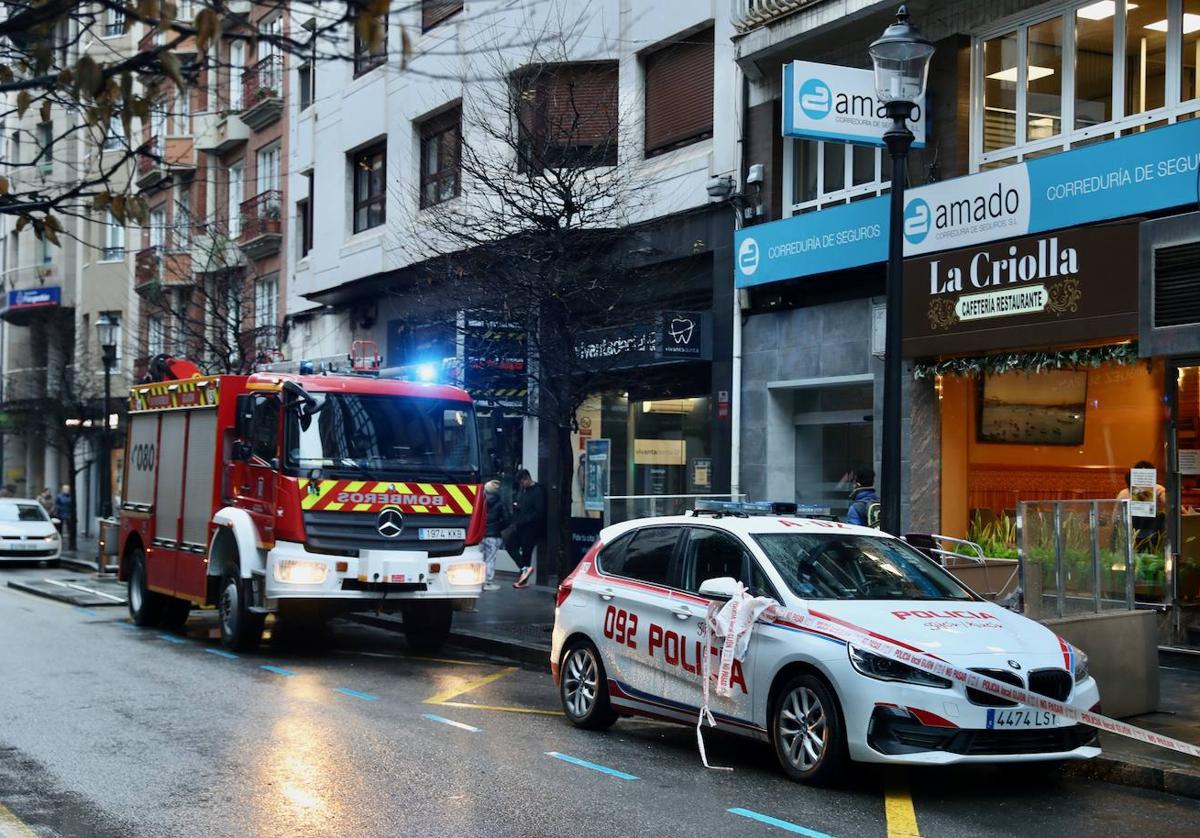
left=59, top=535, right=118, bottom=574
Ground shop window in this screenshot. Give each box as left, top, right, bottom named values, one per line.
left=976, top=0, right=1200, bottom=168
left=785, top=139, right=888, bottom=215
left=1177, top=366, right=1200, bottom=604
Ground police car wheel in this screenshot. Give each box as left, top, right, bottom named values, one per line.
left=128, top=547, right=163, bottom=627
left=218, top=570, right=264, bottom=651
left=560, top=642, right=617, bottom=730
left=771, top=674, right=847, bottom=784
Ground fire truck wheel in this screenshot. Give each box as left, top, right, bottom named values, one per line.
left=218, top=570, right=265, bottom=651
left=128, top=548, right=164, bottom=627
left=161, top=598, right=192, bottom=633
left=401, top=601, right=452, bottom=653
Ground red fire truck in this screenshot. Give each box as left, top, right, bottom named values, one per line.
left=117, top=354, right=486, bottom=651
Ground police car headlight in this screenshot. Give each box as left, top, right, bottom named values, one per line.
left=446, top=562, right=484, bottom=587
left=273, top=559, right=328, bottom=585
left=848, top=645, right=952, bottom=689
left=1071, top=645, right=1089, bottom=684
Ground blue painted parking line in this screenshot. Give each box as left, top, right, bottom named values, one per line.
left=205, top=648, right=239, bottom=660
left=545, top=752, right=638, bottom=781
left=727, top=808, right=837, bottom=837
left=422, top=713, right=480, bottom=732
left=334, top=687, right=379, bottom=701
left=75, top=607, right=98, bottom=617
left=119, top=623, right=139, bottom=630
left=261, top=665, right=296, bottom=677
left=157, top=634, right=187, bottom=644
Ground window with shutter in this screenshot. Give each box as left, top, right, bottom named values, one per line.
left=515, top=62, right=619, bottom=172
left=643, top=27, right=714, bottom=157
left=422, top=0, right=463, bottom=32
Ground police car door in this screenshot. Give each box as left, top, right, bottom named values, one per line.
left=669, top=526, right=762, bottom=730
left=595, top=525, right=684, bottom=708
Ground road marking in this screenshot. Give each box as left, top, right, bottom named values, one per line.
left=157, top=634, right=187, bottom=644
left=422, top=713, right=481, bottom=732
left=331, top=650, right=489, bottom=667
left=261, top=665, right=296, bottom=677
left=423, top=666, right=517, bottom=705
left=205, top=648, right=239, bottom=660
left=74, top=606, right=99, bottom=617
left=885, top=785, right=923, bottom=838
left=0, top=802, right=38, bottom=837
left=436, top=700, right=562, bottom=716
left=545, top=752, right=639, bottom=781
left=334, top=687, right=379, bottom=701
left=119, top=623, right=139, bottom=630
left=727, top=808, right=836, bottom=837
left=44, top=579, right=125, bottom=602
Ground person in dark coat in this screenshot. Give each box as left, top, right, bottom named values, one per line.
left=509, top=469, right=546, bottom=588
left=846, top=468, right=880, bottom=528
left=481, top=479, right=509, bottom=591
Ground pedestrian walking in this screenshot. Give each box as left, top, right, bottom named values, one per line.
left=508, top=469, right=545, bottom=589
left=481, top=479, right=509, bottom=591
left=55, top=483, right=74, bottom=547
left=38, top=488, right=55, bottom=518
left=845, top=467, right=880, bottom=528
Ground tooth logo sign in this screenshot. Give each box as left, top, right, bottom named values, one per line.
left=904, top=198, right=931, bottom=245
left=798, top=78, right=832, bottom=120
left=668, top=318, right=696, bottom=345
left=738, top=237, right=760, bottom=276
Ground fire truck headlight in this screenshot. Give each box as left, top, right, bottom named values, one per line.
left=274, top=559, right=328, bottom=585
left=446, top=562, right=484, bottom=587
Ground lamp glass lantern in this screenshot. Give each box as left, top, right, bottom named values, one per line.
left=869, top=5, right=935, bottom=105
left=95, top=313, right=118, bottom=354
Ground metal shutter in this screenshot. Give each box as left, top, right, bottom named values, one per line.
left=644, top=27, right=714, bottom=156
left=1154, top=241, right=1200, bottom=327
left=422, top=0, right=462, bottom=31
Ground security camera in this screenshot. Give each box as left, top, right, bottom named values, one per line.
left=706, top=174, right=735, bottom=202
left=746, top=163, right=764, bottom=185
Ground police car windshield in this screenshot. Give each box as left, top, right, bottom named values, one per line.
left=751, top=533, right=974, bottom=601
left=285, top=393, right=479, bottom=479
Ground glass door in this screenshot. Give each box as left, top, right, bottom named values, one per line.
left=792, top=383, right=874, bottom=519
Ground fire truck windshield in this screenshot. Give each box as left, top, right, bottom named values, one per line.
left=285, top=393, right=479, bottom=481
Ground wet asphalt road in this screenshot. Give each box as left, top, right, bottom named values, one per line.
left=0, top=564, right=1197, bottom=838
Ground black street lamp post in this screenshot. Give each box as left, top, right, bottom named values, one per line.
left=95, top=315, right=118, bottom=521
left=870, top=5, right=934, bottom=536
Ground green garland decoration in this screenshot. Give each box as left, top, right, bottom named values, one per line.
left=912, top=341, right=1140, bottom=380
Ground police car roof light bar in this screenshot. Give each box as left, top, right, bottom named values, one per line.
left=691, top=499, right=798, bottom=517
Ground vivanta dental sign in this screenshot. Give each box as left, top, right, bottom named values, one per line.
left=782, top=60, right=925, bottom=147
left=736, top=116, right=1200, bottom=288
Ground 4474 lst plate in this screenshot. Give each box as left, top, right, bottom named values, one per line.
left=986, top=708, right=1059, bottom=729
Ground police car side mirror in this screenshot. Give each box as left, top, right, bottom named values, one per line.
left=698, top=576, right=739, bottom=600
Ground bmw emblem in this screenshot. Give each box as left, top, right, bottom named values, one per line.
left=377, top=507, right=404, bottom=539
left=1008, top=659, right=1022, bottom=670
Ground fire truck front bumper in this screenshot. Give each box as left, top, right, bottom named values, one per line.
left=263, top=540, right=485, bottom=605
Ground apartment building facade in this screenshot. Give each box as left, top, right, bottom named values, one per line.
left=731, top=0, right=1200, bottom=638
left=287, top=0, right=740, bottom=554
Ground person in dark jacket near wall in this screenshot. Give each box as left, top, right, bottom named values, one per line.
left=846, top=468, right=880, bottom=528
left=508, top=469, right=546, bottom=589
left=481, top=480, right=509, bottom=591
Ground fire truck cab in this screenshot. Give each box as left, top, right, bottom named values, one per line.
left=118, top=359, right=486, bottom=651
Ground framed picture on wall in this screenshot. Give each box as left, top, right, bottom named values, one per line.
left=977, top=369, right=1088, bottom=445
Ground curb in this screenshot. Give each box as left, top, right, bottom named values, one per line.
left=5, top=579, right=125, bottom=608
left=59, top=556, right=118, bottom=575
left=1060, top=752, right=1200, bottom=800
left=347, top=612, right=551, bottom=669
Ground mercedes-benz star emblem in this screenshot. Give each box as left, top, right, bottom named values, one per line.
left=1008, top=659, right=1022, bottom=670
left=377, top=507, right=404, bottom=538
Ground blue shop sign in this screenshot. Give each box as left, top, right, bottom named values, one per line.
left=736, top=118, right=1200, bottom=288
left=7, top=286, right=61, bottom=308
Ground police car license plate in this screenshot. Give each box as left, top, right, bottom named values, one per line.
left=986, top=708, right=1058, bottom=729
left=418, top=528, right=465, bottom=541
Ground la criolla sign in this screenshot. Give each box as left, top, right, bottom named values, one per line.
left=783, top=60, right=925, bottom=147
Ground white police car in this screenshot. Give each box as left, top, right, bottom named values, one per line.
left=550, top=506, right=1100, bottom=784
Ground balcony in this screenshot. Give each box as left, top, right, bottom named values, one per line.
left=136, top=136, right=197, bottom=190
left=191, top=232, right=247, bottom=275
left=734, top=0, right=813, bottom=32
left=241, top=56, right=284, bottom=130
left=238, top=190, right=282, bottom=259
left=195, top=113, right=250, bottom=154
left=135, top=245, right=193, bottom=295
left=1, top=365, right=78, bottom=413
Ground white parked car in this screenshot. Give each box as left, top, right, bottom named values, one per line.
left=0, top=499, right=61, bottom=565
left=551, top=510, right=1100, bottom=784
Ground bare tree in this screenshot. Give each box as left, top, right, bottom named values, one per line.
left=401, top=34, right=688, bottom=579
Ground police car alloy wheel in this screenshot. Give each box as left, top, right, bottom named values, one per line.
left=772, top=674, right=847, bottom=784
left=560, top=642, right=617, bottom=730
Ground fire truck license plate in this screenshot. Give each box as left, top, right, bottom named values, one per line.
left=986, top=709, right=1058, bottom=729
left=418, top=528, right=465, bottom=541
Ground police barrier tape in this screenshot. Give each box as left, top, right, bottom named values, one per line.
left=695, top=586, right=1200, bottom=769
